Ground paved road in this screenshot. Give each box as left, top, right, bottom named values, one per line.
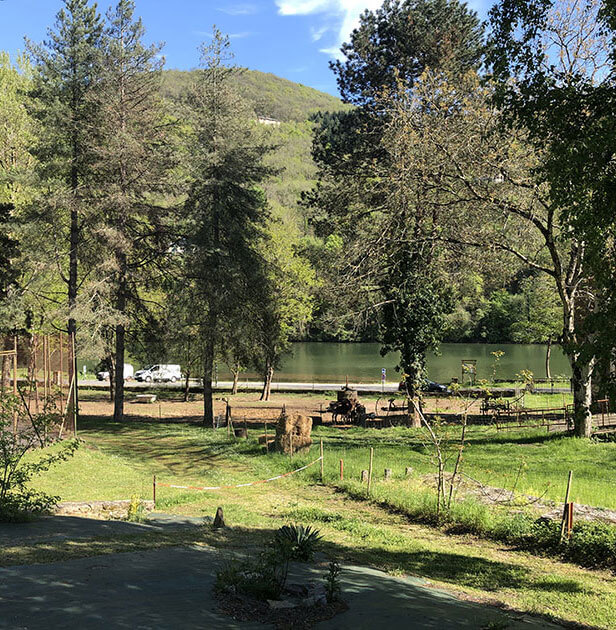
left=0, top=545, right=563, bottom=629
left=81, top=378, right=401, bottom=394
left=81, top=379, right=570, bottom=396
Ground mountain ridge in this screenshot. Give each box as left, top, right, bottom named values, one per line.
left=161, top=68, right=348, bottom=123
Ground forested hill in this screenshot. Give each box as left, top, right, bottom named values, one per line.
left=162, top=69, right=348, bottom=122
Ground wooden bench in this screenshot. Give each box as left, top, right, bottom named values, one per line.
left=134, top=394, right=156, bottom=403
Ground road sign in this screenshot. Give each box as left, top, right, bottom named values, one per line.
left=381, top=368, right=386, bottom=381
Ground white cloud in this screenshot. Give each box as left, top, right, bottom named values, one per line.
left=310, top=25, right=329, bottom=42
left=218, top=3, right=259, bottom=15
left=276, top=0, right=383, bottom=58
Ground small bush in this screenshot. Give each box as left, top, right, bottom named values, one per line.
left=126, top=495, right=146, bottom=523
left=565, top=521, right=616, bottom=568
left=0, top=394, right=79, bottom=522
left=215, top=547, right=289, bottom=600
left=275, top=524, right=322, bottom=561
left=324, top=561, right=342, bottom=603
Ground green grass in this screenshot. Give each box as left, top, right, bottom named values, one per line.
left=18, top=415, right=616, bottom=629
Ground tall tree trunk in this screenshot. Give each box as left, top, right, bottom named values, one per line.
left=570, top=355, right=594, bottom=437
left=1, top=335, right=10, bottom=394
left=202, top=334, right=215, bottom=427
left=183, top=370, right=190, bottom=402
left=108, top=357, right=115, bottom=403
left=67, top=137, right=79, bottom=431
left=231, top=361, right=240, bottom=395
left=260, top=363, right=273, bottom=401
left=545, top=337, right=552, bottom=380
left=113, top=256, right=127, bottom=422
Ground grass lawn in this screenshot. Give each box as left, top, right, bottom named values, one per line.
left=16, top=410, right=616, bottom=628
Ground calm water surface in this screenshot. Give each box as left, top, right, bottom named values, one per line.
left=228, top=342, right=570, bottom=384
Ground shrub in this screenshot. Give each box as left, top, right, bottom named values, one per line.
left=565, top=521, right=616, bottom=568
left=127, top=495, right=146, bottom=523
left=324, top=561, right=342, bottom=603
left=0, top=394, right=79, bottom=522
left=275, top=523, right=322, bottom=561
left=215, top=547, right=290, bottom=600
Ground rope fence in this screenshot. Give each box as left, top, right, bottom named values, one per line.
left=152, top=454, right=323, bottom=505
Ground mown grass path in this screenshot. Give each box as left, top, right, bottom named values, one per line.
left=17, top=416, right=616, bottom=629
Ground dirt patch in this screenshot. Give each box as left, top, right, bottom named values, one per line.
left=54, top=500, right=155, bottom=520
left=80, top=391, right=480, bottom=427
left=215, top=589, right=348, bottom=629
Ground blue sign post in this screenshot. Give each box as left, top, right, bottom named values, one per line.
left=381, top=368, right=386, bottom=393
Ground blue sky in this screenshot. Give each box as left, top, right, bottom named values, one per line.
left=1, top=0, right=491, bottom=96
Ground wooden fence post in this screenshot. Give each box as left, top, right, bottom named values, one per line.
left=320, top=439, right=324, bottom=482
left=340, top=458, right=344, bottom=481
left=367, top=447, right=374, bottom=495
left=12, top=336, right=17, bottom=433
left=560, top=470, right=573, bottom=542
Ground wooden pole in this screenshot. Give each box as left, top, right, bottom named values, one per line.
left=58, top=334, right=64, bottom=416
left=320, top=439, right=324, bottom=482
left=560, top=470, right=573, bottom=542
left=567, top=502, right=574, bottom=538
left=265, top=421, right=269, bottom=453
left=47, top=335, right=52, bottom=394
left=340, top=458, right=344, bottom=481
left=12, top=336, right=17, bottom=433
left=153, top=475, right=156, bottom=507
left=367, top=447, right=374, bottom=495
left=43, top=335, right=48, bottom=405
left=71, top=332, right=78, bottom=436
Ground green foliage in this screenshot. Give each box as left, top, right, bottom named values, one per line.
left=161, top=69, right=348, bottom=123
left=215, top=546, right=289, bottom=601
left=126, top=495, right=146, bottom=523
left=274, top=523, right=322, bottom=561
left=324, top=561, right=342, bottom=603
left=332, top=0, right=484, bottom=107
left=0, top=395, right=79, bottom=522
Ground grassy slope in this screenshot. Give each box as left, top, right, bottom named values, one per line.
left=161, top=68, right=348, bottom=123
left=21, top=416, right=616, bottom=629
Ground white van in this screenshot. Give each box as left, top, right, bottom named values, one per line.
left=96, top=364, right=134, bottom=381
left=134, top=364, right=182, bottom=383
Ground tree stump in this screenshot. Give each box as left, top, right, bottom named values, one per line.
left=213, top=506, right=225, bottom=528
left=384, top=468, right=392, bottom=480
left=234, top=427, right=247, bottom=439
left=405, top=466, right=413, bottom=477
left=361, top=470, right=369, bottom=483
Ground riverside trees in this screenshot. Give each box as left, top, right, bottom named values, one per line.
left=308, top=0, right=484, bottom=398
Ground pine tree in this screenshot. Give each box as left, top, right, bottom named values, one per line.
left=182, top=29, right=273, bottom=426
left=93, top=0, right=175, bottom=421
left=27, top=0, right=104, bottom=403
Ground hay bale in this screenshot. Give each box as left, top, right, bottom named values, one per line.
left=275, top=411, right=313, bottom=454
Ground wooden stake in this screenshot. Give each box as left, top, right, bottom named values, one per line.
left=59, top=334, right=64, bottom=416
left=265, top=421, right=269, bottom=453
left=567, top=502, right=574, bottom=538
left=320, top=439, right=324, bottom=482
left=340, top=458, right=344, bottom=481
left=153, top=475, right=156, bottom=507
left=43, top=335, right=48, bottom=405
left=367, top=447, right=374, bottom=495
left=560, top=470, right=573, bottom=542
left=12, top=336, right=17, bottom=433
left=71, top=332, right=78, bottom=436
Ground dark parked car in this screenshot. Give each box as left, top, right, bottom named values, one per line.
left=398, top=379, right=448, bottom=393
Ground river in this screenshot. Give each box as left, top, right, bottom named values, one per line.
left=219, top=342, right=570, bottom=384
